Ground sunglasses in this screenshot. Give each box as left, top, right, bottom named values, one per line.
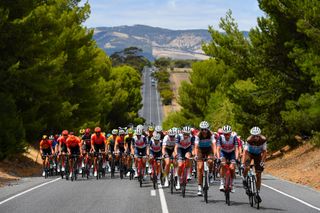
left=201, top=129, right=208, bottom=131
left=62, top=134, right=68, bottom=136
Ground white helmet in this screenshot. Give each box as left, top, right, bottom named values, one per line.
left=155, top=125, right=162, bottom=132
left=136, top=124, right=144, bottom=130
left=119, top=129, right=125, bottom=135
left=222, top=125, right=232, bottom=134
left=250, top=126, right=261, bottom=135
left=136, top=128, right=143, bottom=136
left=199, top=121, right=209, bottom=129
left=182, top=126, right=191, bottom=134
left=168, top=129, right=175, bottom=136
left=153, top=133, right=161, bottom=141
left=112, top=129, right=118, bottom=135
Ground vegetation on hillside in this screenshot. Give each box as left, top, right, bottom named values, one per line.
left=164, top=1, right=320, bottom=151
left=0, top=0, right=144, bottom=159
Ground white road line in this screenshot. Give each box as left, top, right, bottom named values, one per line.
left=0, top=178, right=61, bottom=205
left=262, top=183, right=320, bottom=211
left=150, top=189, right=156, bottom=196
left=149, top=72, right=152, bottom=122
left=155, top=83, right=161, bottom=124
left=158, top=185, right=169, bottom=213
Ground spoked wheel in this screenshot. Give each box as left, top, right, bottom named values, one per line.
left=170, top=170, right=174, bottom=194
left=247, top=177, right=253, bottom=207
left=111, top=158, right=115, bottom=179
left=225, top=191, right=230, bottom=206
left=204, top=176, right=208, bottom=203
left=153, top=172, right=157, bottom=189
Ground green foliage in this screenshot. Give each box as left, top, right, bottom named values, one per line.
left=154, top=57, right=171, bottom=68
left=110, top=47, right=150, bottom=72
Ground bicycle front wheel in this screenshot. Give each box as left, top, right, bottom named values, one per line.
left=204, top=171, right=208, bottom=203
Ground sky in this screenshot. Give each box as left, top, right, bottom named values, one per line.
left=80, top=0, right=265, bottom=30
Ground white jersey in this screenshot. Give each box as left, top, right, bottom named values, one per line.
left=162, top=135, right=176, bottom=149
left=133, top=135, right=147, bottom=149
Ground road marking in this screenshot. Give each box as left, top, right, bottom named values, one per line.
left=155, top=84, right=161, bottom=124
left=262, top=183, right=320, bottom=211
left=151, top=189, right=156, bottom=196
left=158, top=185, right=169, bottom=213
left=149, top=72, right=152, bottom=122
left=0, top=178, right=61, bottom=205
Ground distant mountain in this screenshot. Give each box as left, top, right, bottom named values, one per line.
left=92, top=25, right=248, bottom=61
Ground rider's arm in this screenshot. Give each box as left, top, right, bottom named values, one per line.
left=211, top=135, right=216, bottom=157
left=216, top=137, right=221, bottom=159
left=39, top=141, right=43, bottom=155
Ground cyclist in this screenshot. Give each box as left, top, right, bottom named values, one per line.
left=107, top=129, right=118, bottom=172
left=58, top=130, right=69, bottom=172
left=194, top=121, right=215, bottom=196
left=91, top=127, right=107, bottom=177
left=242, top=126, right=267, bottom=202
left=149, top=133, right=162, bottom=184
left=125, top=128, right=135, bottom=176
left=155, top=125, right=165, bottom=140
left=162, top=128, right=177, bottom=187
left=216, top=125, right=239, bottom=193
left=66, top=134, right=82, bottom=178
left=175, top=126, right=193, bottom=190
left=131, top=127, right=148, bottom=178
left=81, top=128, right=92, bottom=176
left=115, top=129, right=127, bottom=174
left=40, top=135, right=54, bottom=176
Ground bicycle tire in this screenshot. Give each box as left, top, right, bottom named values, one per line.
left=111, top=157, right=115, bottom=178
left=247, top=176, right=253, bottom=207
left=153, top=172, right=157, bottom=189
left=204, top=171, right=208, bottom=203
left=170, top=169, right=174, bottom=194
left=225, top=171, right=232, bottom=206
left=182, top=167, right=187, bottom=198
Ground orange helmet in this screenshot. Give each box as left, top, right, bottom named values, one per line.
left=94, top=127, right=101, bottom=133
left=62, top=130, right=68, bottom=136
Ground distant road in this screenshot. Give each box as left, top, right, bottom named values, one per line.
left=0, top=67, right=319, bottom=213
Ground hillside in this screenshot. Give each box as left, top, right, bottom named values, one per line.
left=92, top=25, right=249, bottom=61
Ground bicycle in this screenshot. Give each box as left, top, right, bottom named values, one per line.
left=180, top=157, right=193, bottom=198
left=212, top=158, right=220, bottom=181
left=136, top=154, right=147, bottom=187
left=118, top=151, right=126, bottom=179
left=82, top=152, right=93, bottom=179
left=109, top=152, right=116, bottom=179
left=169, top=156, right=176, bottom=194
left=42, top=154, right=51, bottom=179
left=59, top=153, right=70, bottom=180
left=151, top=156, right=163, bottom=189
left=128, top=154, right=135, bottom=180
left=96, top=152, right=107, bottom=180
left=223, top=160, right=232, bottom=206
left=202, top=157, right=211, bottom=203
left=246, top=164, right=260, bottom=209
left=69, top=154, right=80, bottom=181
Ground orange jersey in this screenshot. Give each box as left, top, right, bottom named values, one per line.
left=66, top=135, right=81, bottom=148
left=58, top=136, right=68, bottom=146
left=40, top=139, right=52, bottom=150
left=115, top=136, right=125, bottom=148
left=91, top=134, right=106, bottom=145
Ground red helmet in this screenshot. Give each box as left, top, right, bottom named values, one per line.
left=62, top=130, right=68, bottom=136
left=85, top=128, right=91, bottom=134
left=94, top=127, right=101, bottom=133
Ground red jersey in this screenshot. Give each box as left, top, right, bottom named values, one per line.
left=115, top=136, right=125, bottom=148
left=40, top=139, right=52, bottom=150
left=66, top=135, right=81, bottom=148
left=91, top=134, right=106, bottom=145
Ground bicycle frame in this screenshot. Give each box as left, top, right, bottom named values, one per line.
left=247, top=165, right=260, bottom=209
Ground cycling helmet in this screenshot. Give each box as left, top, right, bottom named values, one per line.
left=127, top=128, right=134, bottom=134
left=250, top=126, right=261, bottom=135
left=168, top=129, right=175, bottom=136
left=136, top=124, right=144, bottom=131
left=153, top=133, right=161, bottom=141
left=148, top=126, right=154, bottom=132
left=136, top=128, right=143, bottom=136
left=199, top=121, right=209, bottom=129
left=62, top=130, right=68, bottom=136
left=155, top=125, right=162, bottom=132
left=94, top=127, right=101, bottom=133
left=222, top=125, right=232, bottom=134
left=182, top=126, right=191, bottom=134
left=171, top=127, right=178, bottom=135
left=111, top=129, right=118, bottom=135
left=85, top=128, right=91, bottom=134
left=79, top=129, right=85, bottom=134
left=42, top=135, right=48, bottom=140
left=49, top=135, right=54, bottom=140
left=119, top=129, right=125, bottom=135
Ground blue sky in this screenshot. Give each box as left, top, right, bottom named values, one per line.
left=80, top=0, right=265, bottom=30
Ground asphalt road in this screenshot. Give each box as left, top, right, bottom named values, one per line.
left=0, top=67, right=319, bottom=213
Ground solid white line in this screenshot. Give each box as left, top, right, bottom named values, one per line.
left=155, top=84, right=161, bottom=124
left=158, top=185, right=169, bottom=213
left=0, top=178, right=61, bottom=205
left=149, top=71, right=152, bottom=122
left=150, top=189, right=156, bottom=196
left=262, top=183, right=320, bottom=211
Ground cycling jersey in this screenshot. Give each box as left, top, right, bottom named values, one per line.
left=66, top=135, right=81, bottom=148
left=107, top=135, right=117, bottom=152
left=40, top=139, right=52, bottom=150
left=91, top=133, right=106, bottom=145
left=125, top=135, right=134, bottom=152
left=245, top=135, right=267, bottom=155
left=82, top=134, right=92, bottom=151
left=176, top=134, right=193, bottom=149
left=116, top=136, right=125, bottom=148
left=217, top=134, right=238, bottom=153
left=195, top=134, right=215, bottom=148
left=51, top=139, right=58, bottom=149
left=149, top=139, right=162, bottom=153
left=162, top=135, right=176, bottom=149
left=133, top=135, right=147, bottom=149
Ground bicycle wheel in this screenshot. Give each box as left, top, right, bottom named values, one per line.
left=120, top=159, right=124, bottom=179
left=225, top=172, right=232, bottom=206
left=170, top=169, right=174, bottom=194
left=204, top=171, right=208, bottom=203
left=247, top=176, right=253, bottom=207
left=182, top=167, right=187, bottom=198
left=153, top=172, right=157, bottom=189
left=111, top=157, right=115, bottom=178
